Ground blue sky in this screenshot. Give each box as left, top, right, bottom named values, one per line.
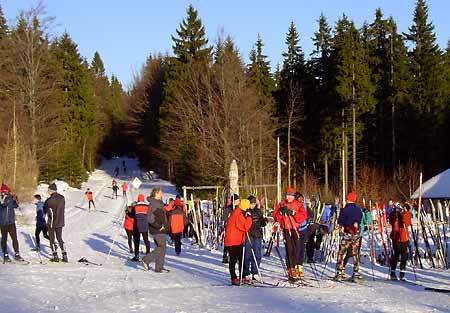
left=3, top=1, right=449, bottom=89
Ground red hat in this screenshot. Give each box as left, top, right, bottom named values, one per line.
left=285, top=187, right=295, bottom=196
left=137, top=194, right=145, bottom=202
left=346, top=192, right=356, bottom=203
left=0, top=183, right=10, bottom=193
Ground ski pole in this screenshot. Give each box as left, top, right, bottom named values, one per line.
left=105, top=199, right=128, bottom=264
left=246, top=232, right=264, bottom=285
left=29, top=232, right=44, bottom=264
left=239, top=240, right=246, bottom=285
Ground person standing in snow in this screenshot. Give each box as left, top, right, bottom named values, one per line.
left=112, top=184, right=119, bottom=200
left=335, top=192, right=363, bottom=281
left=224, top=198, right=252, bottom=285
left=0, top=183, right=24, bottom=262
left=272, top=188, right=307, bottom=282
left=166, top=195, right=187, bottom=256
left=389, top=202, right=412, bottom=280
left=130, top=194, right=150, bottom=261
left=114, top=166, right=119, bottom=178
left=85, top=188, right=95, bottom=211
left=294, top=192, right=311, bottom=277
left=44, top=183, right=68, bottom=263
left=221, top=195, right=240, bottom=263
left=243, top=195, right=267, bottom=282
left=31, top=194, right=48, bottom=251
left=142, top=188, right=169, bottom=272
left=121, top=182, right=128, bottom=198
left=123, top=203, right=135, bottom=254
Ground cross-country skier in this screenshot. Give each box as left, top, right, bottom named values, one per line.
left=295, top=193, right=312, bottom=277
left=130, top=194, right=150, bottom=261
left=222, top=195, right=240, bottom=263
left=85, top=188, right=95, bottom=211
left=243, top=195, right=267, bottom=283
left=142, top=188, right=169, bottom=272
left=112, top=184, right=119, bottom=200
left=335, top=192, right=363, bottom=281
left=273, top=188, right=307, bottom=282
left=166, top=195, right=187, bottom=256
left=44, top=183, right=68, bottom=262
left=388, top=202, right=412, bottom=280
left=114, top=166, right=119, bottom=178
left=0, top=183, right=24, bottom=262
left=123, top=203, right=135, bottom=254
left=224, top=198, right=252, bottom=285
left=31, top=194, right=48, bottom=251
left=121, top=182, right=128, bottom=198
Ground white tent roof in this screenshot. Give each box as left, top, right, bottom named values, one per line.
left=411, top=168, right=450, bottom=199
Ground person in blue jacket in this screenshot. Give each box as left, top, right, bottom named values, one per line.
left=31, top=194, right=48, bottom=251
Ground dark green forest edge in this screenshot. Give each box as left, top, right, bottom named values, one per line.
left=0, top=1, right=449, bottom=201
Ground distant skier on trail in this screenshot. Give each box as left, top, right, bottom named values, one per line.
left=121, top=182, right=128, bottom=198
left=142, top=187, right=169, bottom=272
left=388, top=202, right=412, bottom=281
left=122, top=160, right=127, bottom=175
left=31, top=194, right=49, bottom=251
left=224, top=198, right=252, bottom=285
left=44, top=183, right=68, bottom=263
left=85, top=188, right=96, bottom=211
left=334, top=192, right=363, bottom=281
left=0, top=183, right=24, bottom=263
left=114, top=166, right=119, bottom=178
left=112, top=184, right=119, bottom=199
left=130, top=194, right=150, bottom=261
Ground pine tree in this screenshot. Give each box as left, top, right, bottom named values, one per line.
left=247, top=34, right=274, bottom=103
left=171, top=4, right=212, bottom=63
left=0, top=4, right=7, bottom=39
left=91, top=51, right=106, bottom=78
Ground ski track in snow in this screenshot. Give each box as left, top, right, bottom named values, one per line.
left=1, top=157, right=449, bottom=313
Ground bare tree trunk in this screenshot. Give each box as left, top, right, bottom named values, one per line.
left=324, top=155, right=328, bottom=197
left=390, top=29, right=396, bottom=178
left=352, top=58, right=357, bottom=192
left=13, top=99, right=18, bottom=189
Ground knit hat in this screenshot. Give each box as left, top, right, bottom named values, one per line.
left=346, top=192, right=356, bottom=203
left=48, top=183, right=57, bottom=192
left=0, top=183, right=10, bottom=193
left=285, top=187, right=295, bottom=196
left=247, top=195, right=257, bottom=204
left=239, top=199, right=251, bottom=211
left=137, top=194, right=145, bottom=202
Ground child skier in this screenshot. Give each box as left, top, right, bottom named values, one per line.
left=124, top=203, right=135, bottom=254
left=31, top=194, right=48, bottom=251
left=85, top=188, right=95, bottom=211
left=166, top=195, right=187, bottom=256
left=121, top=182, right=128, bottom=198
left=224, top=198, right=252, bottom=285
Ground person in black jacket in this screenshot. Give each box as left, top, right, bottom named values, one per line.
left=31, top=194, right=48, bottom=251
left=242, top=195, right=267, bottom=282
left=44, top=183, right=67, bottom=263
left=142, top=188, right=169, bottom=272
left=0, top=183, right=24, bottom=262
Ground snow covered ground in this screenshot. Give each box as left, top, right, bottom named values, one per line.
left=1, top=158, right=449, bottom=313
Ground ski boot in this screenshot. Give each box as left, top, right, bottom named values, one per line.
left=390, top=270, right=398, bottom=280
left=31, top=246, right=40, bottom=252
left=334, top=270, right=346, bottom=281
left=14, top=254, right=25, bottom=262
left=350, top=272, right=364, bottom=282
left=3, top=254, right=11, bottom=263
left=296, top=265, right=305, bottom=278
left=241, top=276, right=251, bottom=285
left=62, top=252, right=68, bottom=263
left=252, top=274, right=262, bottom=283
left=50, top=252, right=60, bottom=262
left=399, top=271, right=405, bottom=281
left=288, top=268, right=299, bottom=282
left=130, top=255, right=140, bottom=262
left=231, top=278, right=240, bottom=286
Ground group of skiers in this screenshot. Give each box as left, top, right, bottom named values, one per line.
left=123, top=188, right=188, bottom=273
left=0, top=182, right=67, bottom=263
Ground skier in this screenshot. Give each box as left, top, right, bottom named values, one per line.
left=273, top=188, right=307, bottom=282
left=243, top=195, right=267, bottom=282
left=85, top=188, right=95, bottom=211
left=112, top=184, right=119, bottom=200
left=142, top=188, right=169, bottom=272
left=112, top=179, right=117, bottom=187
left=31, top=194, right=49, bottom=251
left=44, top=183, right=68, bottom=263
left=114, top=166, right=119, bottom=178
left=121, top=182, right=128, bottom=198
left=122, top=160, right=127, bottom=175
left=123, top=203, right=135, bottom=254
left=335, top=192, right=363, bottom=281
left=166, top=195, right=187, bottom=256
left=0, top=183, right=24, bottom=262
left=389, top=202, right=412, bottom=280
left=130, top=194, right=150, bottom=261
left=295, top=193, right=313, bottom=276
left=224, top=198, right=252, bottom=285
left=222, top=195, right=240, bottom=263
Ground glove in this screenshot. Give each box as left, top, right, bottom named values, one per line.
left=245, top=211, right=252, bottom=218
left=280, top=206, right=290, bottom=215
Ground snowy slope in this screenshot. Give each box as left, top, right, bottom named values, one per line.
left=1, top=158, right=449, bottom=313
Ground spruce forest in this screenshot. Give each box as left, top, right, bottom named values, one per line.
left=1, top=1, right=449, bottom=201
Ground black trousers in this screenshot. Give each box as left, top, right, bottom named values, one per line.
left=35, top=225, right=49, bottom=248
left=227, top=245, right=244, bottom=280
left=173, top=233, right=182, bottom=254
left=1, top=223, right=19, bottom=255
left=284, top=229, right=299, bottom=268
left=133, top=230, right=150, bottom=256
left=88, top=200, right=95, bottom=209
left=390, top=241, right=409, bottom=272
left=125, top=229, right=133, bottom=252
left=48, top=227, right=65, bottom=253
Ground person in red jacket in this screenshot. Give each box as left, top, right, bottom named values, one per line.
left=123, top=203, right=135, bottom=254
left=389, top=202, right=412, bottom=280
left=272, top=187, right=307, bottom=281
left=224, top=198, right=252, bottom=285
left=85, top=188, right=95, bottom=211
left=166, top=195, right=187, bottom=256
left=121, top=183, right=128, bottom=198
